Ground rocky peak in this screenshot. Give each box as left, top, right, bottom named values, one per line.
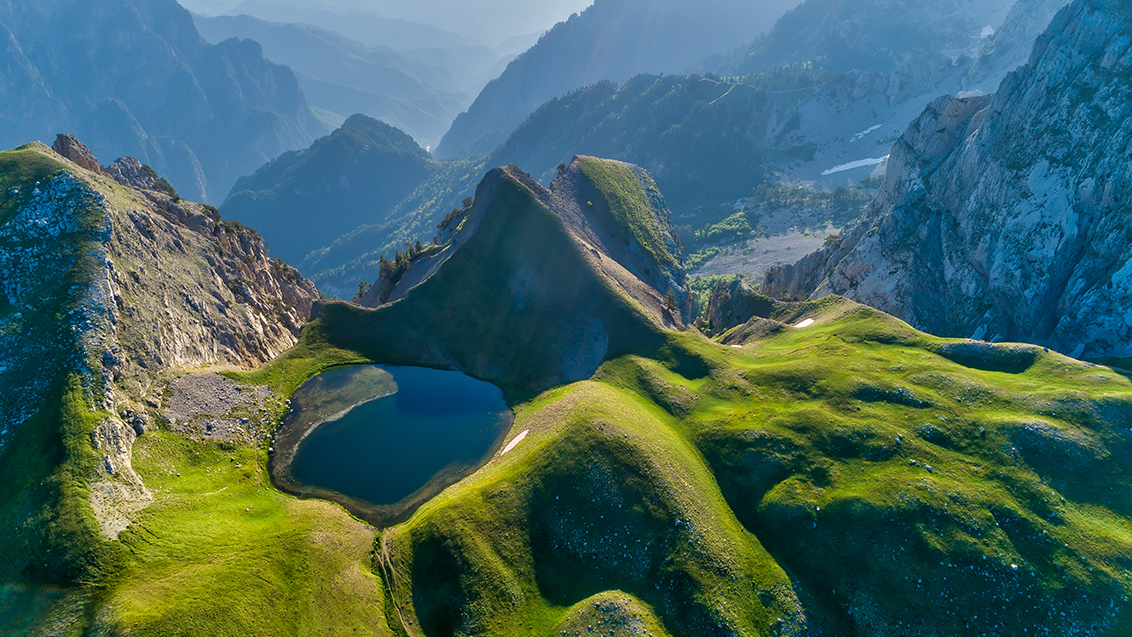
left=764, top=0, right=1132, bottom=358
left=52, top=133, right=101, bottom=173
left=702, top=278, right=778, bottom=337
left=105, top=156, right=156, bottom=190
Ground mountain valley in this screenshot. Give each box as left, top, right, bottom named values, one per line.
left=2, top=0, right=1132, bottom=635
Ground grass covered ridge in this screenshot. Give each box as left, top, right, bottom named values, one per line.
left=315, top=170, right=668, bottom=402
left=0, top=144, right=129, bottom=634
left=0, top=142, right=393, bottom=636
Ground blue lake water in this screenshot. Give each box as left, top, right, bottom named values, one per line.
left=286, top=366, right=511, bottom=508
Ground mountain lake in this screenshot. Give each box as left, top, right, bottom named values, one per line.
left=271, top=365, right=512, bottom=526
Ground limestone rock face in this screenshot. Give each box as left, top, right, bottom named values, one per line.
left=703, top=279, right=777, bottom=337
left=52, top=133, right=101, bottom=173
left=765, top=0, right=1132, bottom=359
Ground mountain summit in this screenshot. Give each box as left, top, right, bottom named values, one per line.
left=319, top=156, right=688, bottom=399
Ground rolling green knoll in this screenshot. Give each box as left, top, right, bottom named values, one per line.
left=373, top=300, right=1132, bottom=636
left=238, top=156, right=1132, bottom=635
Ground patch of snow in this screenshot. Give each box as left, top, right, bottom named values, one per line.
left=501, top=429, right=530, bottom=456
left=957, top=89, right=986, bottom=98
left=982, top=25, right=995, bottom=38
left=794, top=318, right=816, bottom=329
left=821, top=156, right=889, bottom=176
left=851, top=125, right=882, bottom=142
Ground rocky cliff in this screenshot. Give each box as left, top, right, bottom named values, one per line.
left=0, top=139, right=318, bottom=547
left=764, top=0, right=1132, bottom=359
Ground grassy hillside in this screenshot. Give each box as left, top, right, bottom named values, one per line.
left=6, top=143, right=1132, bottom=636
left=376, top=300, right=1132, bottom=636
left=0, top=147, right=119, bottom=631
left=0, top=144, right=391, bottom=637
left=101, top=433, right=392, bottom=636
left=301, top=157, right=1132, bottom=635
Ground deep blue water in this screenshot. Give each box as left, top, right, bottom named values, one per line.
left=289, top=366, right=510, bottom=506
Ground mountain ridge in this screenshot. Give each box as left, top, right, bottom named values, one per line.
left=221, top=114, right=438, bottom=265
left=434, top=0, right=801, bottom=159
left=321, top=156, right=687, bottom=400
left=0, top=0, right=327, bottom=204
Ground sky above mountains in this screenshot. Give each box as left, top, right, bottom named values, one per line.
left=178, top=0, right=596, bottom=47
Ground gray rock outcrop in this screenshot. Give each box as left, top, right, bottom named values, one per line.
left=106, top=156, right=156, bottom=190
left=0, top=140, right=320, bottom=539
left=52, top=133, right=101, bottom=173
left=765, top=0, right=1132, bottom=359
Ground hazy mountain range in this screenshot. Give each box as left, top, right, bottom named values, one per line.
left=178, top=0, right=594, bottom=48
left=220, top=0, right=1069, bottom=299
left=193, top=13, right=480, bottom=148
left=0, top=0, right=327, bottom=204
left=434, top=0, right=804, bottom=158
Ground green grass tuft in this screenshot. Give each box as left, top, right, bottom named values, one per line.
left=0, top=145, right=67, bottom=224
